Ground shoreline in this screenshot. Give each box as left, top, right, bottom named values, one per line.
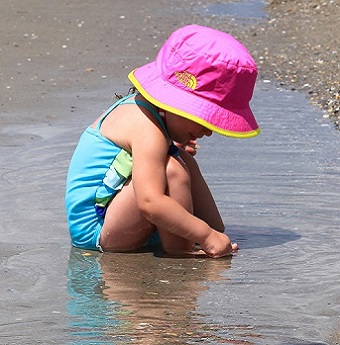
left=0, top=0, right=339, bottom=132
left=241, top=0, right=339, bottom=130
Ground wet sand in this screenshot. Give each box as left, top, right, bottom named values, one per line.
left=1, top=1, right=340, bottom=344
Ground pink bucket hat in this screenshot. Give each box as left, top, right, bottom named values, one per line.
left=128, top=24, right=260, bottom=138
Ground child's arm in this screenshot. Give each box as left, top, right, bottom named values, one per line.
left=130, top=113, right=234, bottom=258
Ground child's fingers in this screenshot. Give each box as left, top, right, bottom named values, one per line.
left=185, top=141, right=199, bottom=156
left=185, top=146, right=197, bottom=156
left=232, top=243, right=238, bottom=251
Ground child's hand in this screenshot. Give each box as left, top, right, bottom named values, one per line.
left=201, top=230, right=238, bottom=258
left=174, top=140, right=199, bottom=156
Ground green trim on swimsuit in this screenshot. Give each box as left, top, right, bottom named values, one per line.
left=112, top=149, right=133, bottom=178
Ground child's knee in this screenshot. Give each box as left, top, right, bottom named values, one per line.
left=177, top=148, right=201, bottom=176
left=165, top=156, right=191, bottom=187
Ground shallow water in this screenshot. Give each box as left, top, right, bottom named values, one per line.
left=0, top=81, right=339, bottom=344
left=161, top=0, right=267, bottom=24
left=205, top=0, right=267, bottom=20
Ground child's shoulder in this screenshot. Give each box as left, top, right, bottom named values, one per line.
left=100, top=94, right=169, bottom=151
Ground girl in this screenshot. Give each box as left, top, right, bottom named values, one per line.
left=65, top=24, right=260, bottom=258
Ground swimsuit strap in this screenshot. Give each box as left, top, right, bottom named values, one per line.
left=127, top=100, right=177, bottom=155
left=123, top=99, right=169, bottom=139
left=96, top=93, right=170, bottom=139
left=95, top=93, right=138, bottom=131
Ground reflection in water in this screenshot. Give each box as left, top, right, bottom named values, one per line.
left=66, top=247, right=258, bottom=344
left=66, top=249, right=121, bottom=344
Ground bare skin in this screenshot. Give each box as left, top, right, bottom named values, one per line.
left=95, top=94, right=238, bottom=258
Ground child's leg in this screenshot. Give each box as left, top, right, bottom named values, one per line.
left=156, top=155, right=195, bottom=254
left=179, top=149, right=225, bottom=232
left=157, top=151, right=225, bottom=254
left=99, top=179, right=156, bottom=251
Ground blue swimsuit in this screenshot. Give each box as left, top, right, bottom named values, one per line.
left=65, top=94, right=177, bottom=250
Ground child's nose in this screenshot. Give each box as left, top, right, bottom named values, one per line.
left=204, top=128, right=212, bottom=137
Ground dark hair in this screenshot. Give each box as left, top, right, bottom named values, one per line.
left=115, top=86, right=137, bottom=100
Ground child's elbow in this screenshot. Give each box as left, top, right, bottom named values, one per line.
left=137, top=196, right=161, bottom=223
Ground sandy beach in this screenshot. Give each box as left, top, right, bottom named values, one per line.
left=243, top=0, right=340, bottom=129
left=1, top=0, right=339, bottom=134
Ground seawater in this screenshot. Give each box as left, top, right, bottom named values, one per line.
left=0, top=81, right=338, bottom=345
left=205, top=0, right=267, bottom=19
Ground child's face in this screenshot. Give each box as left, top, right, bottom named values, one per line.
left=165, top=111, right=212, bottom=144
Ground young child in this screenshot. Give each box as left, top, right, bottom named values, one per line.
left=65, top=24, right=260, bottom=258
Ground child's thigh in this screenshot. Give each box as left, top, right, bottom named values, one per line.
left=99, top=179, right=155, bottom=251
